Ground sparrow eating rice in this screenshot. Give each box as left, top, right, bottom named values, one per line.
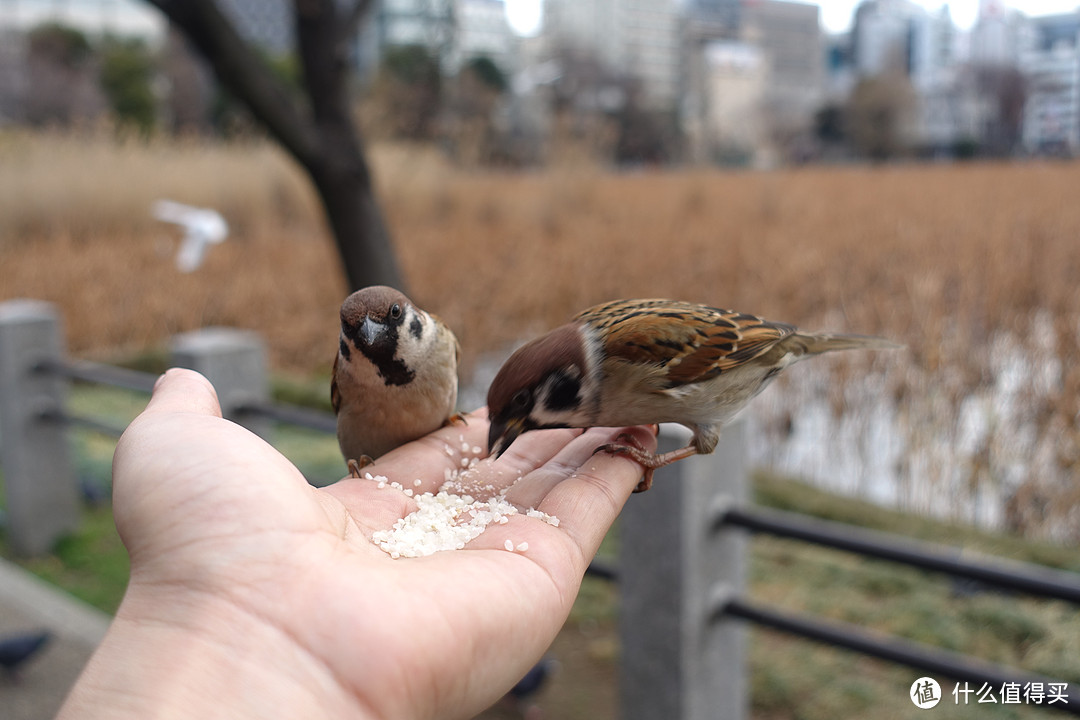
left=487, top=298, right=900, bottom=492
left=332, top=286, right=461, bottom=476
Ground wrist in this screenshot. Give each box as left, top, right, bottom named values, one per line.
left=58, top=582, right=374, bottom=720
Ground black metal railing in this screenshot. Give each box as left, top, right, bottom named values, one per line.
left=13, top=320, right=1079, bottom=717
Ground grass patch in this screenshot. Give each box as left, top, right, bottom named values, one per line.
left=5, top=506, right=129, bottom=614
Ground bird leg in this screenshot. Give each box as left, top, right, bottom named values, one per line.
left=595, top=433, right=700, bottom=493
left=347, top=456, right=375, bottom=478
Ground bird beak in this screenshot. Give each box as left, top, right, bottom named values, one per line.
left=359, top=316, right=386, bottom=347
left=488, top=416, right=527, bottom=458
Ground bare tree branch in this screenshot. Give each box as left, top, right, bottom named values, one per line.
left=144, top=0, right=320, bottom=166
left=144, top=0, right=405, bottom=292
left=338, top=0, right=377, bottom=49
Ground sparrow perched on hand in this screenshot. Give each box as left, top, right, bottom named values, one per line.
left=332, top=286, right=460, bottom=476
left=487, top=298, right=899, bottom=491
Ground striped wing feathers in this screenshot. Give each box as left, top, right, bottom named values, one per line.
left=575, top=299, right=796, bottom=387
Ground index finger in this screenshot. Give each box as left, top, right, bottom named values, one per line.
left=536, top=424, right=657, bottom=560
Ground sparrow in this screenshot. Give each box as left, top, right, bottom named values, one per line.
left=487, top=298, right=899, bottom=491
left=332, top=286, right=460, bottom=476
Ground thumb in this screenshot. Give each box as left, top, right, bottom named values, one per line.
left=142, top=368, right=223, bottom=419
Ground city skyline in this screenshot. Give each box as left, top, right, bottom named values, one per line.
left=504, top=0, right=1080, bottom=36
left=818, top=0, right=1080, bottom=33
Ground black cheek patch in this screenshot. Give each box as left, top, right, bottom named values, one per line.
left=410, top=316, right=423, bottom=339
left=341, top=320, right=414, bottom=387
left=546, top=370, right=581, bottom=411
left=339, top=337, right=351, bottom=361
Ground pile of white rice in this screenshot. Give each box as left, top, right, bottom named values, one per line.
left=368, top=435, right=560, bottom=559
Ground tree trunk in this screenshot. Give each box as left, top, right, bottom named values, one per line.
left=144, top=0, right=405, bottom=293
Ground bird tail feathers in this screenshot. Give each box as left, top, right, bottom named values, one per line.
left=791, top=332, right=902, bottom=356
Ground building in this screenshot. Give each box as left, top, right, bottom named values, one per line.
left=742, top=0, right=824, bottom=133
left=851, top=0, right=923, bottom=76
left=542, top=0, right=681, bottom=111
left=916, top=65, right=994, bottom=152
left=697, top=40, right=769, bottom=164
left=683, top=0, right=823, bottom=165
left=683, top=0, right=741, bottom=28
left=445, top=0, right=518, bottom=75
left=907, top=5, right=954, bottom=91
left=374, top=0, right=455, bottom=54
left=1021, top=12, right=1080, bottom=154
left=969, top=0, right=1028, bottom=67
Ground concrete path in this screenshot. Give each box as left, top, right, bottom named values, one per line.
left=0, top=558, right=110, bottom=719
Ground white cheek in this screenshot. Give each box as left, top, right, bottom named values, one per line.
left=530, top=403, right=591, bottom=428
left=395, top=310, right=432, bottom=365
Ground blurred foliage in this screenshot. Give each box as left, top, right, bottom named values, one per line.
left=371, top=45, right=443, bottom=140
left=99, top=38, right=157, bottom=136
left=441, top=55, right=510, bottom=166
left=212, top=50, right=303, bottom=137
left=28, top=23, right=93, bottom=69
left=24, top=23, right=102, bottom=127
left=815, top=103, right=846, bottom=145
left=464, top=56, right=507, bottom=94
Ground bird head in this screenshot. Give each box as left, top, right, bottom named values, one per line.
left=486, top=323, right=597, bottom=457
left=338, top=286, right=424, bottom=386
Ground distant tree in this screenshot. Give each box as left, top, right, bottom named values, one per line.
left=545, top=44, right=674, bottom=165
left=372, top=44, right=443, bottom=140
left=814, top=103, right=846, bottom=145
left=846, top=73, right=917, bottom=161
left=25, top=23, right=105, bottom=126
left=614, top=83, right=675, bottom=166
left=160, top=29, right=214, bottom=134
left=99, top=38, right=157, bottom=135
left=465, top=56, right=506, bottom=94
left=442, top=56, right=509, bottom=165
left=142, top=0, right=404, bottom=293
left=210, top=49, right=303, bottom=137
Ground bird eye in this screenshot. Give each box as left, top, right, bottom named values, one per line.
left=511, top=389, right=531, bottom=408
left=390, top=303, right=402, bottom=319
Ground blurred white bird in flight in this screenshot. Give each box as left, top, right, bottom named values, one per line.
left=152, top=200, right=228, bottom=272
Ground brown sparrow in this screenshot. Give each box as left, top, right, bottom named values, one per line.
left=487, top=298, right=899, bottom=491
left=332, top=286, right=460, bottom=476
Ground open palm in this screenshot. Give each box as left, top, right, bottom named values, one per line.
left=62, top=368, right=654, bottom=720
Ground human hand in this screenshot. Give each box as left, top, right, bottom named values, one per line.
left=59, top=368, right=655, bottom=720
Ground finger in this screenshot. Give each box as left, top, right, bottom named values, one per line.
left=339, top=409, right=581, bottom=498
left=142, top=367, right=223, bottom=419
left=535, top=424, right=657, bottom=560
left=502, top=426, right=633, bottom=509
left=479, top=426, right=586, bottom=489
left=112, top=368, right=222, bottom=489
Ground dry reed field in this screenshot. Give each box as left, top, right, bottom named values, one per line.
left=3, top=130, right=1079, bottom=538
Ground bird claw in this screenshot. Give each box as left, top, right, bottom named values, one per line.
left=347, top=456, right=375, bottom=478
left=593, top=434, right=700, bottom=493
left=594, top=434, right=657, bottom=492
